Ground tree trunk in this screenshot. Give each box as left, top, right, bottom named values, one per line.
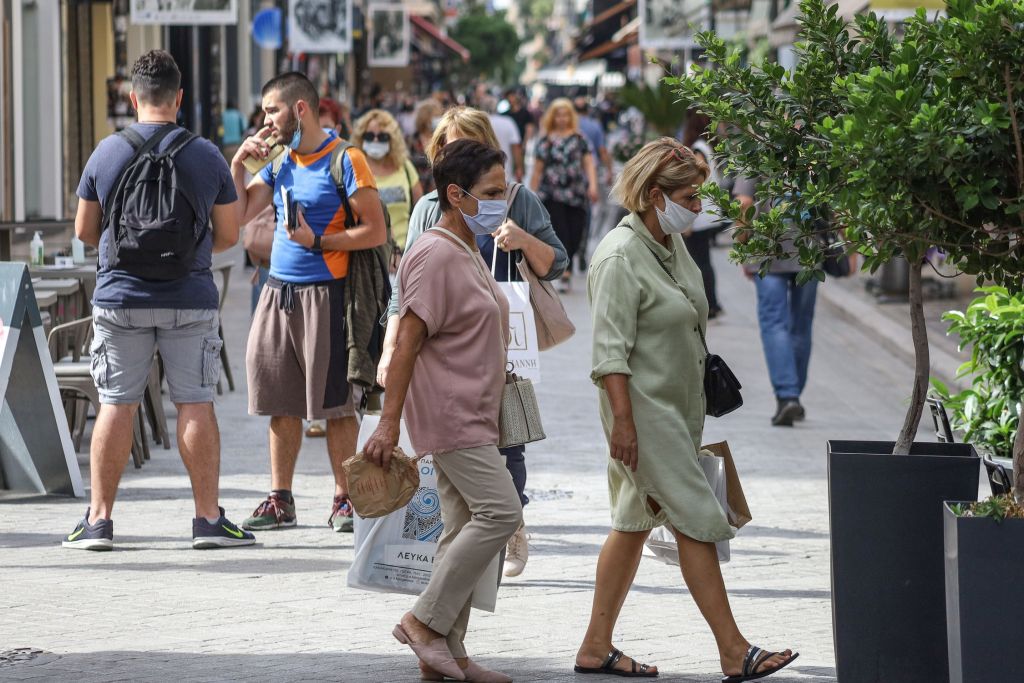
left=1013, top=404, right=1024, bottom=503
left=894, top=259, right=929, bottom=455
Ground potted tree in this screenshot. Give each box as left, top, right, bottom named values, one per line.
left=670, top=0, right=1023, bottom=680
left=931, top=287, right=1024, bottom=681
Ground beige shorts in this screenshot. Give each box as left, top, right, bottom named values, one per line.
left=246, top=277, right=360, bottom=420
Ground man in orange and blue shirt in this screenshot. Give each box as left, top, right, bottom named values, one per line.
left=230, top=72, right=386, bottom=533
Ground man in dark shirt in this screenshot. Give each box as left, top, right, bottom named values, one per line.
left=504, top=89, right=536, bottom=146
left=63, top=50, right=253, bottom=551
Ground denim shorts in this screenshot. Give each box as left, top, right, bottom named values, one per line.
left=90, top=307, right=222, bottom=405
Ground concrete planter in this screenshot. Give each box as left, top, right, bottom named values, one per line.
left=943, top=502, right=1024, bottom=683
left=827, top=440, right=979, bottom=682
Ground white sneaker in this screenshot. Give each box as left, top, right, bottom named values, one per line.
left=503, top=524, right=529, bottom=577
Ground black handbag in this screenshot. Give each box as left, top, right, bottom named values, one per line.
left=632, top=230, right=743, bottom=417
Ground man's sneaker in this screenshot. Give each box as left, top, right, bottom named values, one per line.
left=329, top=494, right=354, bottom=533
left=62, top=509, right=113, bottom=551
left=503, top=524, right=529, bottom=577
left=193, top=507, right=257, bottom=549
left=241, top=493, right=297, bottom=530
left=794, top=402, right=806, bottom=421
left=772, top=399, right=803, bottom=427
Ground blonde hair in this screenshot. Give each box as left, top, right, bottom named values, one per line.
left=426, top=106, right=501, bottom=162
left=611, top=137, right=709, bottom=213
left=540, top=98, right=579, bottom=135
left=413, top=99, right=445, bottom=136
left=352, top=108, right=409, bottom=169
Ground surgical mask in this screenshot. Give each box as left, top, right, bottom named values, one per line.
left=656, top=194, right=698, bottom=234
left=458, top=188, right=507, bottom=235
left=363, top=141, right=390, bottom=160
left=288, top=106, right=303, bottom=149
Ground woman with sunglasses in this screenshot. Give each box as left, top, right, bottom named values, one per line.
left=577, top=138, right=798, bottom=682
left=353, top=109, right=424, bottom=254
left=378, top=106, right=568, bottom=579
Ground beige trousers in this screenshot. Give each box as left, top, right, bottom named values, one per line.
left=412, top=444, right=522, bottom=658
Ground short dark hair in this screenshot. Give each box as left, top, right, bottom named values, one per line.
left=262, top=72, right=319, bottom=111
left=432, top=139, right=506, bottom=212
left=131, top=50, right=181, bottom=107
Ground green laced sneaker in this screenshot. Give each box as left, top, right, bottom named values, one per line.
left=241, top=493, right=297, bottom=530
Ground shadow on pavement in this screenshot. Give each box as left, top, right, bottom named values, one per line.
left=0, top=650, right=832, bottom=682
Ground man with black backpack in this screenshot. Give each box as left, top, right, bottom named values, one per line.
left=64, top=50, right=254, bottom=551
left=231, top=73, right=387, bottom=534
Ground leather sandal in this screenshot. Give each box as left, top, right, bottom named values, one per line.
left=721, top=646, right=798, bottom=682
left=574, top=648, right=658, bottom=678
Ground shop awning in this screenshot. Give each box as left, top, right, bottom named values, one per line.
left=579, top=16, right=639, bottom=61
left=534, top=60, right=608, bottom=87
left=410, top=15, right=470, bottom=63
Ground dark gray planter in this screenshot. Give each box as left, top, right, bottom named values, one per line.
left=828, top=440, right=979, bottom=683
left=943, top=502, right=1024, bottom=683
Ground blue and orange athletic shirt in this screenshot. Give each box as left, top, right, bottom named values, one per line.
left=259, top=132, right=377, bottom=282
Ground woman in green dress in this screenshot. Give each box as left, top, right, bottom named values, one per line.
left=575, top=138, right=798, bottom=682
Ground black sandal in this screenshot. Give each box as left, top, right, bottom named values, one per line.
left=574, top=648, right=658, bottom=678
left=721, top=646, right=798, bottom=682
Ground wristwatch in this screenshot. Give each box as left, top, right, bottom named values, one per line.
left=312, top=234, right=322, bottom=252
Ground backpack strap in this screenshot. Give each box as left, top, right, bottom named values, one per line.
left=329, top=140, right=358, bottom=229
left=119, top=127, right=146, bottom=151
left=163, top=129, right=197, bottom=158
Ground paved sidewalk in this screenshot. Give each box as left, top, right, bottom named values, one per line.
left=1, top=242, right=934, bottom=682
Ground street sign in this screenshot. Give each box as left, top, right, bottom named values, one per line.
left=0, top=263, right=83, bottom=496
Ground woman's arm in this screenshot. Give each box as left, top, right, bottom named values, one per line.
left=529, top=159, right=544, bottom=193
left=492, top=219, right=555, bottom=277
left=583, top=153, right=599, bottom=204
left=506, top=188, right=568, bottom=280
left=377, top=314, right=399, bottom=387
left=363, top=311, right=428, bottom=469
left=602, top=374, right=639, bottom=472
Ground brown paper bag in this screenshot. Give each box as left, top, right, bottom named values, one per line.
left=342, top=447, right=420, bottom=518
left=701, top=441, right=752, bottom=529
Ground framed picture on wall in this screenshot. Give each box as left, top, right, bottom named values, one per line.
left=130, top=0, right=238, bottom=25
left=367, top=3, right=410, bottom=68
left=638, top=0, right=707, bottom=50
left=288, top=0, right=354, bottom=54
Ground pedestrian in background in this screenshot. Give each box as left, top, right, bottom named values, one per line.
left=352, top=108, right=423, bottom=254
left=530, top=98, right=599, bottom=293
left=734, top=176, right=817, bottom=426
left=682, top=111, right=729, bottom=319
left=364, top=139, right=522, bottom=683
left=409, top=98, right=446, bottom=194
left=573, top=96, right=613, bottom=272
left=577, top=138, right=798, bottom=681
left=220, top=99, right=246, bottom=161
left=64, top=49, right=253, bottom=551
left=230, top=72, right=387, bottom=534
left=379, top=105, right=568, bottom=578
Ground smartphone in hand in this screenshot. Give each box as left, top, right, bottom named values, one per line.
left=282, top=187, right=296, bottom=232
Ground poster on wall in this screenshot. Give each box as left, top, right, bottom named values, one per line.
left=288, top=0, right=353, bottom=54
left=130, top=0, right=238, bottom=25
left=367, top=4, right=410, bottom=68
left=638, top=0, right=707, bottom=50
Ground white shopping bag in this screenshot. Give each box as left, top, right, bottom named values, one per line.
left=645, top=453, right=731, bottom=564
left=348, top=415, right=500, bottom=611
left=492, top=249, right=541, bottom=384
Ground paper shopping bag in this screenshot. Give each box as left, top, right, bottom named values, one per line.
left=701, top=441, right=752, bottom=529
left=496, top=279, right=541, bottom=384
left=348, top=415, right=500, bottom=611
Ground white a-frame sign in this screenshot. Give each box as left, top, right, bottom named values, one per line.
left=0, top=263, right=83, bottom=496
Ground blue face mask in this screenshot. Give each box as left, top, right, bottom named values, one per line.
left=288, top=106, right=303, bottom=149
left=458, top=188, right=507, bottom=235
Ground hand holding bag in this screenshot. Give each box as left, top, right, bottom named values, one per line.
left=502, top=183, right=576, bottom=350
left=342, top=446, right=422, bottom=518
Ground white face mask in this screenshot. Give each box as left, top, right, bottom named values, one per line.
left=656, top=194, right=698, bottom=234
left=363, top=141, right=390, bottom=160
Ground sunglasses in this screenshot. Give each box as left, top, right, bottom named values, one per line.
left=362, top=132, right=391, bottom=143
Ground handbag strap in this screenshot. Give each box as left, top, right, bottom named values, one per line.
left=489, top=182, right=523, bottom=282
left=627, top=227, right=711, bottom=356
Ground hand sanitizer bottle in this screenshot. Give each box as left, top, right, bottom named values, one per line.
left=30, top=231, right=44, bottom=266
left=72, top=236, right=86, bottom=264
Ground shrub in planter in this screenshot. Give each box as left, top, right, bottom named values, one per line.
left=932, top=287, right=1024, bottom=464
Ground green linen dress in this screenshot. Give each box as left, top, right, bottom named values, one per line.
left=587, top=213, right=734, bottom=543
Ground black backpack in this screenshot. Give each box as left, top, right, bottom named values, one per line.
left=101, top=123, right=203, bottom=281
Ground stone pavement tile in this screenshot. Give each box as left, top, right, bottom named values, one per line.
left=0, top=243, right=937, bottom=681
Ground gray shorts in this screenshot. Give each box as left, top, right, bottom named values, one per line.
left=90, top=307, right=222, bottom=405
